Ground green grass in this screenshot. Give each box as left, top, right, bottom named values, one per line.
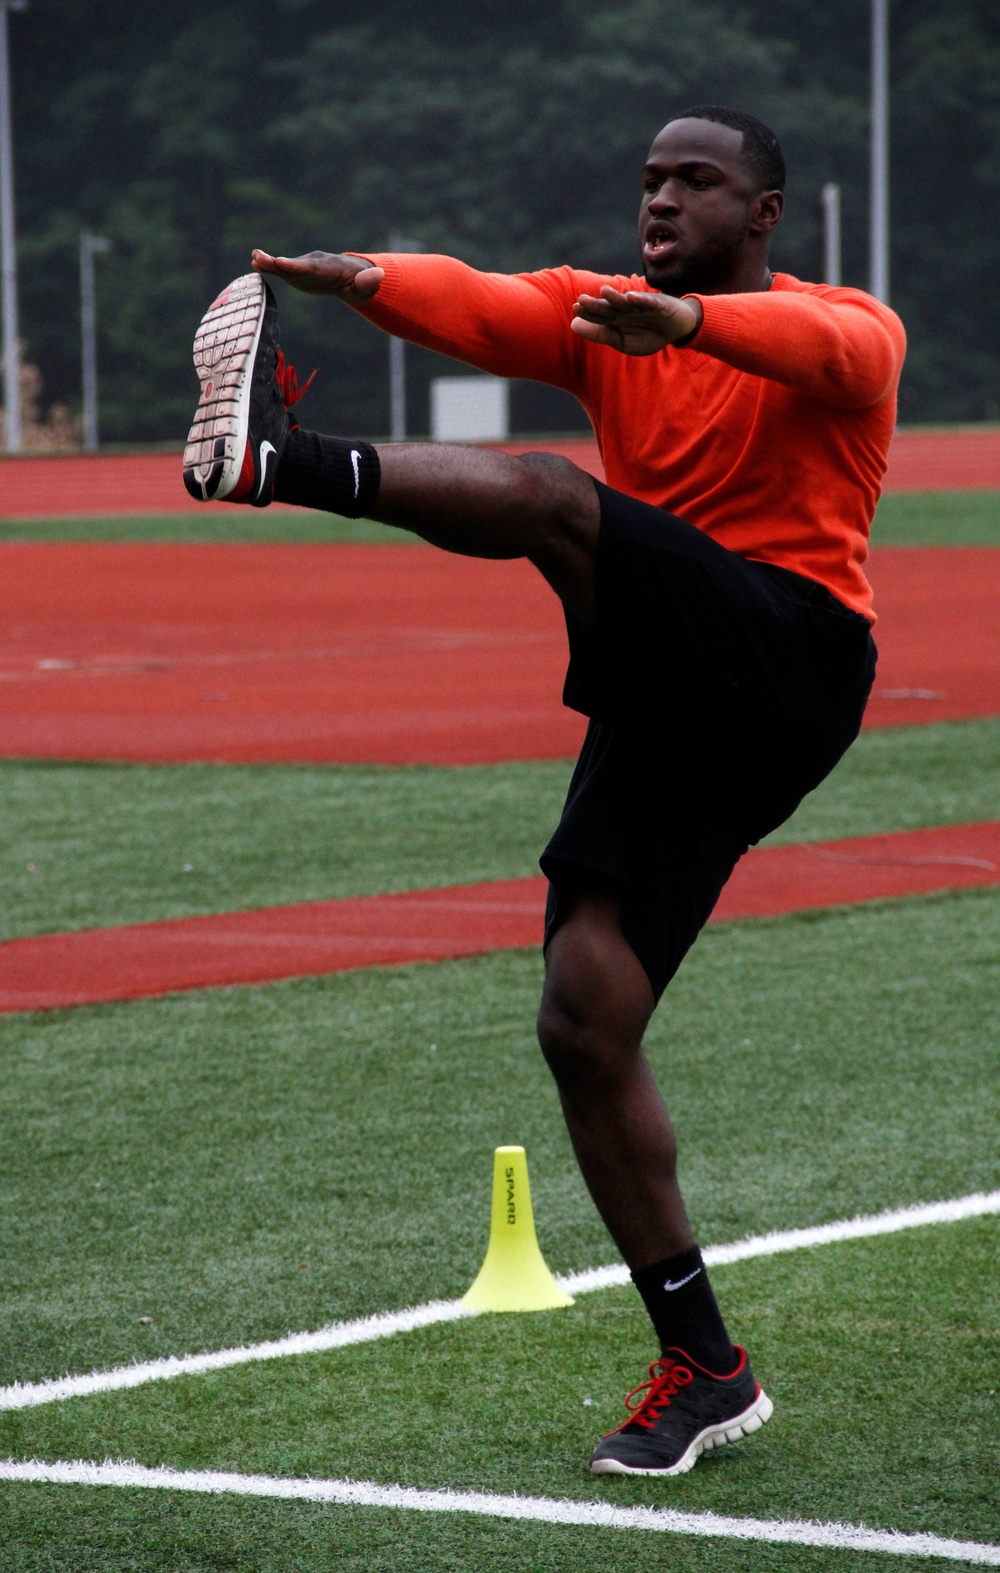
left=0, top=511, right=407, bottom=544
left=870, top=488, right=1000, bottom=546
left=3, top=487, right=1000, bottom=544
left=3, top=1218, right=996, bottom=1543
left=0, top=888, right=998, bottom=1567
left=1, top=718, right=997, bottom=940
left=765, top=714, right=1000, bottom=844
left=0, top=1488, right=968, bottom=1573
left=0, top=759, right=573, bottom=939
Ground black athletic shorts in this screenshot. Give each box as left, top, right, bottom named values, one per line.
left=540, top=479, right=877, bottom=1001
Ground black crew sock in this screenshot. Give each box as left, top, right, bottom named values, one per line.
left=273, top=427, right=381, bottom=518
left=631, top=1245, right=738, bottom=1373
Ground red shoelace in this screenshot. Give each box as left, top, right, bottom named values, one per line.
left=275, top=347, right=317, bottom=410
left=621, top=1357, right=694, bottom=1431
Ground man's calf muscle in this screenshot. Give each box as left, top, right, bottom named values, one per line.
left=374, top=444, right=600, bottom=627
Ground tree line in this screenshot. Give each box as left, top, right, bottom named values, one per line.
left=12, top=0, right=1000, bottom=443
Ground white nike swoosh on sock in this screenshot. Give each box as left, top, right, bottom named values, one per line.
left=350, top=448, right=362, bottom=500
left=662, top=1267, right=702, bottom=1291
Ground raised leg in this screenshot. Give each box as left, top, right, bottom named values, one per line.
left=282, top=436, right=602, bottom=630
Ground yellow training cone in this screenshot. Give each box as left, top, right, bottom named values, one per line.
left=461, top=1146, right=574, bottom=1312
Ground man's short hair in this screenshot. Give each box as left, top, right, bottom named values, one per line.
left=669, top=105, right=786, bottom=193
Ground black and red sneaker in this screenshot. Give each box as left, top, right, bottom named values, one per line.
left=590, top=1347, right=772, bottom=1476
left=183, top=272, right=314, bottom=508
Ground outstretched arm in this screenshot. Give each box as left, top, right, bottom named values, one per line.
left=251, top=247, right=591, bottom=392
left=572, top=276, right=905, bottom=409
left=686, top=287, right=906, bottom=408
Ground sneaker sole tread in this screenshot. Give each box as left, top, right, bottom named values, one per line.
left=183, top=272, right=265, bottom=501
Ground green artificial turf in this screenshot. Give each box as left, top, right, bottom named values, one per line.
left=1, top=718, right=997, bottom=940
left=0, top=759, right=573, bottom=940
left=3, top=1218, right=996, bottom=1546
left=764, top=714, right=1000, bottom=845
left=871, top=488, right=1000, bottom=546
left=0, top=888, right=996, bottom=1389
left=0, top=510, right=405, bottom=544
left=0, top=1490, right=956, bottom=1573
left=3, top=487, right=1000, bottom=544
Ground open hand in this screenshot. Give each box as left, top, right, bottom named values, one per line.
left=571, top=286, right=703, bottom=355
left=251, top=249, right=384, bottom=304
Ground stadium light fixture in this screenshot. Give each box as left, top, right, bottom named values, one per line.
left=869, top=0, right=889, bottom=303
left=0, top=0, right=27, bottom=454
left=387, top=233, right=423, bottom=440
left=80, top=231, right=112, bottom=452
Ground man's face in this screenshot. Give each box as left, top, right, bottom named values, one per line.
left=638, top=118, right=772, bottom=295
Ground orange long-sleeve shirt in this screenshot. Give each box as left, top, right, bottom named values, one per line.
left=356, top=255, right=907, bottom=620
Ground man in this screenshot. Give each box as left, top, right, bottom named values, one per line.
left=183, top=105, right=905, bottom=1476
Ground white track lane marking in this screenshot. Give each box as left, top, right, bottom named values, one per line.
left=1, top=1189, right=997, bottom=1414
left=0, top=1460, right=997, bottom=1563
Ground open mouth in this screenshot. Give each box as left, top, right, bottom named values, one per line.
left=643, top=228, right=679, bottom=258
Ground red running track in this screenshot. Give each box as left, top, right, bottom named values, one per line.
left=0, top=543, right=584, bottom=763
left=1, top=428, right=999, bottom=517
left=0, top=543, right=996, bottom=763
left=862, top=546, right=1000, bottom=730
left=0, top=821, right=997, bottom=1013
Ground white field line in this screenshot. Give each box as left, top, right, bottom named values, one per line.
left=1, top=1189, right=997, bottom=1416
left=560, top=1188, right=1000, bottom=1295
left=0, top=1460, right=997, bottom=1564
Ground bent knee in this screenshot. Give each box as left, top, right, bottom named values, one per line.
left=536, top=996, right=635, bottom=1086
left=517, top=451, right=596, bottom=528
left=536, top=997, right=589, bottom=1078
left=517, top=450, right=581, bottom=485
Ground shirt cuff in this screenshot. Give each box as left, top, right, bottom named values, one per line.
left=345, top=252, right=403, bottom=310
left=682, top=294, right=749, bottom=357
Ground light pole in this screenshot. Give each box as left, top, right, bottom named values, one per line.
left=0, top=0, right=27, bottom=453
left=389, top=332, right=406, bottom=442
left=821, top=182, right=842, bottom=287
left=80, top=231, right=112, bottom=451
left=870, top=0, right=890, bottom=303
left=387, top=233, right=423, bottom=440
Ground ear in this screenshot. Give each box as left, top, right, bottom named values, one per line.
left=750, top=190, right=784, bottom=236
